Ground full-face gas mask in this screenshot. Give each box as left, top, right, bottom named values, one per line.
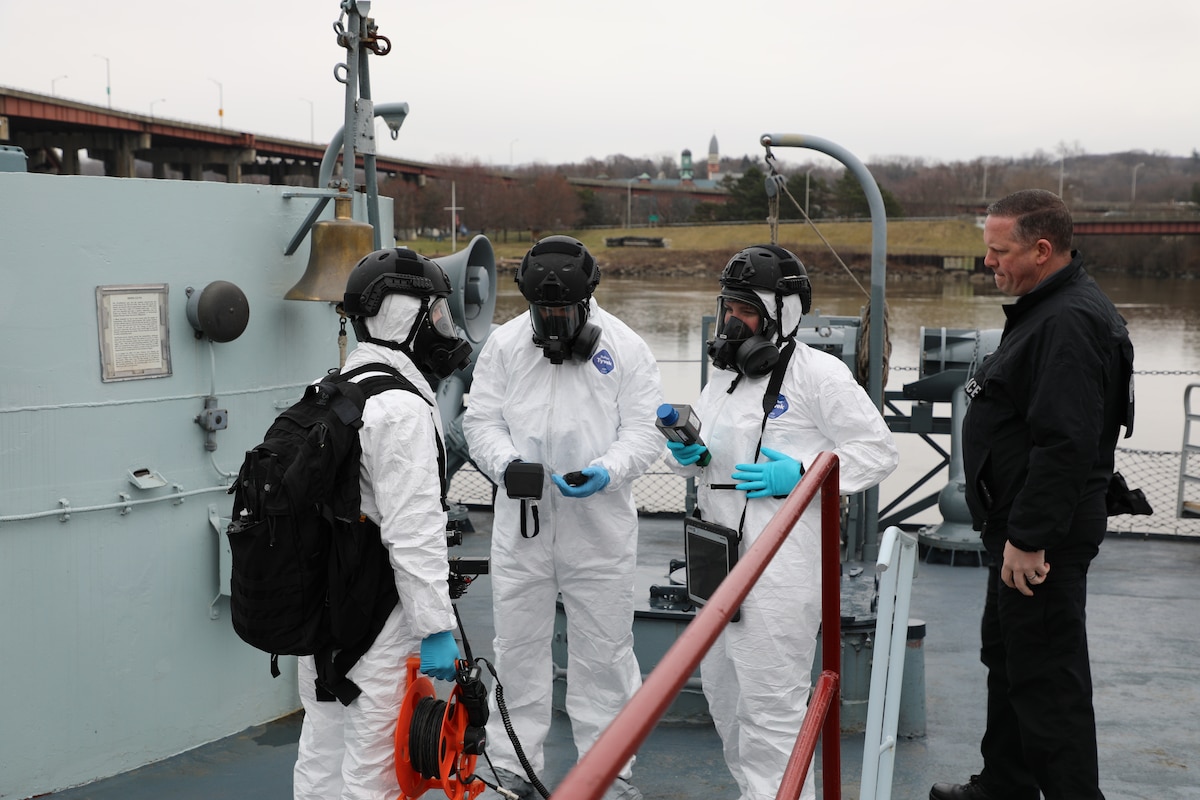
left=529, top=300, right=601, bottom=365
left=708, top=291, right=780, bottom=378
left=706, top=244, right=812, bottom=377
left=403, top=295, right=473, bottom=379
left=516, top=236, right=602, bottom=365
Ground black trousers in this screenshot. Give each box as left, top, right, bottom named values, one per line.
left=977, top=560, right=1105, bottom=800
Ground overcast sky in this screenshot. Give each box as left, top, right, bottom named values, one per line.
left=3, top=0, right=1197, bottom=171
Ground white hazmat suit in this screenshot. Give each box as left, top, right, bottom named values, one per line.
left=293, top=293, right=457, bottom=800
left=463, top=298, right=664, bottom=789
left=668, top=289, right=898, bottom=800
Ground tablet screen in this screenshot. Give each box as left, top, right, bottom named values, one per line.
left=684, top=517, right=739, bottom=609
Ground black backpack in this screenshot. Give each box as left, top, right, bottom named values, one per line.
left=226, top=362, right=444, bottom=705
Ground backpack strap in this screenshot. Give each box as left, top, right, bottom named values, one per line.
left=343, top=363, right=449, bottom=510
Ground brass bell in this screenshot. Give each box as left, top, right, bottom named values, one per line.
left=285, top=192, right=374, bottom=302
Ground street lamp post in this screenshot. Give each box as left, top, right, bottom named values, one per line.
left=805, top=168, right=813, bottom=216
left=209, top=78, right=224, bottom=129
left=93, top=54, right=111, bottom=108
left=1058, top=153, right=1065, bottom=197
left=299, top=98, right=315, bottom=143
left=149, top=98, right=166, bottom=118
left=1131, top=162, right=1146, bottom=207
left=52, top=75, right=67, bottom=96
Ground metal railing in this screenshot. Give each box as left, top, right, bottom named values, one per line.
left=550, top=452, right=844, bottom=800
left=859, top=527, right=919, bottom=800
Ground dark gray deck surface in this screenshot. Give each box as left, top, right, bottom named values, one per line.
left=45, top=511, right=1200, bottom=800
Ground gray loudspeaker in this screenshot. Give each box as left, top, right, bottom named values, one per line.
left=434, top=234, right=497, bottom=345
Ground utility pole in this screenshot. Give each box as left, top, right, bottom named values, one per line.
left=444, top=182, right=464, bottom=252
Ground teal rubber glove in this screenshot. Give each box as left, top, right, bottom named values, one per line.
left=551, top=466, right=610, bottom=498
left=419, top=630, right=460, bottom=681
left=731, top=447, right=805, bottom=499
left=666, top=440, right=707, bottom=466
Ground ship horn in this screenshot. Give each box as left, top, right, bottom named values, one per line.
left=285, top=192, right=374, bottom=302
left=433, top=234, right=497, bottom=345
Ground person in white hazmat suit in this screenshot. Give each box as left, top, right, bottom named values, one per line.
left=463, top=236, right=664, bottom=800
left=665, top=245, right=898, bottom=800
left=293, top=248, right=470, bottom=800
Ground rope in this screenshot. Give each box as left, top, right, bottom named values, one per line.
left=856, top=300, right=892, bottom=391
left=763, top=147, right=869, bottom=298
left=764, top=145, right=885, bottom=389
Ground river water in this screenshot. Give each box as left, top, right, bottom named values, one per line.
left=483, top=270, right=1200, bottom=532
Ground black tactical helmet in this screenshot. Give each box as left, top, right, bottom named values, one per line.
left=515, top=235, right=600, bottom=305
left=719, top=244, right=812, bottom=315
left=343, top=247, right=452, bottom=318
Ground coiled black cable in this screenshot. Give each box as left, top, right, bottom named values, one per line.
left=479, top=658, right=552, bottom=799
left=408, top=696, right=448, bottom=780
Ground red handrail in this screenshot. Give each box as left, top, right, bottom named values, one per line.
left=550, top=452, right=842, bottom=800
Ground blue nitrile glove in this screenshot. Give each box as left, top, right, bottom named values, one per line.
left=731, top=447, right=805, bottom=499
left=419, top=630, right=460, bottom=681
left=551, top=465, right=611, bottom=498
left=666, top=440, right=707, bottom=467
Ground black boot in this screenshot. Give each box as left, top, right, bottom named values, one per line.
left=929, top=775, right=996, bottom=800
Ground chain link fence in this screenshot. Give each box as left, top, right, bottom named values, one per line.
left=448, top=447, right=1200, bottom=540
left=448, top=455, right=690, bottom=515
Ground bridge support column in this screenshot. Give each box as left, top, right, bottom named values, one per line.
left=60, top=146, right=80, bottom=175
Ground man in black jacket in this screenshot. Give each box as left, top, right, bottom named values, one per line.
left=931, top=190, right=1134, bottom=800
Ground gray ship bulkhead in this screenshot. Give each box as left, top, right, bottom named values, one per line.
left=0, top=171, right=389, bottom=799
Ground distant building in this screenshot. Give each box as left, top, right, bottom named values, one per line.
left=708, top=134, right=720, bottom=181
left=681, top=149, right=694, bottom=183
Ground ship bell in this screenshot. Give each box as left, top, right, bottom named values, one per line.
left=285, top=192, right=374, bottom=302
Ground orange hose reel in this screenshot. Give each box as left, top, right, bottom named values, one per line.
left=394, top=656, right=485, bottom=800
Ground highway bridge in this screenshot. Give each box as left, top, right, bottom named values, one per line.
left=0, top=86, right=729, bottom=209
left=0, top=85, right=443, bottom=185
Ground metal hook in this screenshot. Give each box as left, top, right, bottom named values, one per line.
left=333, top=62, right=348, bottom=85
left=364, top=33, right=391, bottom=55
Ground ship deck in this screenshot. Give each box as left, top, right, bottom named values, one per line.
left=45, top=511, right=1200, bottom=800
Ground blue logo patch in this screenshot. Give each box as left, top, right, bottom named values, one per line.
left=592, top=349, right=615, bottom=374
left=768, top=394, right=789, bottom=419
